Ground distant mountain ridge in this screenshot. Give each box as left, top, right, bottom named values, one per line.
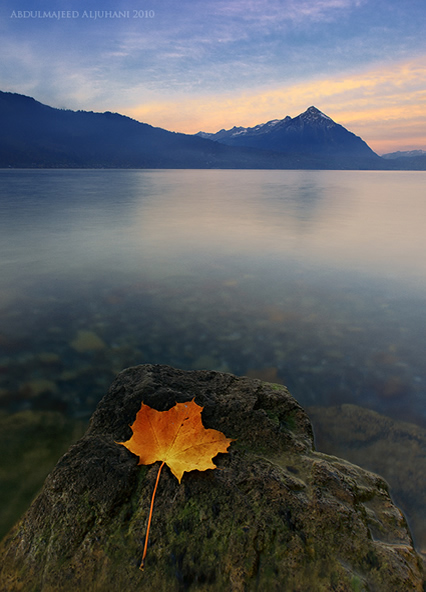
left=381, top=149, right=426, bottom=159
left=0, top=91, right=425, bottom=169
left=0, top=90, right=291, bottom=169
left=197, top=106, right=378, bottom=159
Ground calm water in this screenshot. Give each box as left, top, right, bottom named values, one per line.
left=2, top=168, right=426, bottom=548
left=1, top=168, right=425, bottom=425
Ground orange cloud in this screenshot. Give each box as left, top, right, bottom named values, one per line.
left=125, top=57, right=426, bottom=153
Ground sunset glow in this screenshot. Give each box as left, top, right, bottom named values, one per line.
left=1, top=0, right=426, bottom=153
left=126, top=57, right=426, bottom=154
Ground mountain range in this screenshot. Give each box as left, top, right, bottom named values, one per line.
left=0, top=90, right=425, bottom=170
left=197, top=106, right=378, bottom=160
left=0, top=90, right=275, bottom=169
left=381, top=149, right=426, bottom=159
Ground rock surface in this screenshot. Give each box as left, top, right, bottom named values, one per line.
left=308, top=403, right=426, bottom=554
left=0, top=365, right=424, bottom=591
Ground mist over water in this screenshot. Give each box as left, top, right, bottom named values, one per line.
left=0, top=168, right=425, bottom=426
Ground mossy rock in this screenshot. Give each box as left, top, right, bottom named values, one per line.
left=0, top=365, right=424, bottom=591
left=308, top=403, right=426, bottom=553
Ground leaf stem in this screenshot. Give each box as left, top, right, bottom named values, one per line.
left=140, top=460, right=165, bottom=570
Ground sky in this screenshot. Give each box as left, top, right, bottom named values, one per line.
left=1, top=0, right=426, bottom=154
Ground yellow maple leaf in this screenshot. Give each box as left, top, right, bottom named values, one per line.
left=120, top=399, right=233, bottom=483
left=117, top=399, right=233, bottom=568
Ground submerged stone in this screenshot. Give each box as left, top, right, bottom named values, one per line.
left=0, top=365, right=424, bottom=591
left=20, top=378, right=58, bottom=396
left=70, top=329, right=107, bottom=352
left=308, top=403, right=426, bottom=554
left=0, top=410, right=86, bottom=539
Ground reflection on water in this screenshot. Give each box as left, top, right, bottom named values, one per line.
left=1, top=169, right=426, bottom=543
left=1, top=169, right=425, bottom=423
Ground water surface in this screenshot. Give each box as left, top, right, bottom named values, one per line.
left=1, top=168, right=425, bottom=424
left=2, top=168, right=426, bottom=546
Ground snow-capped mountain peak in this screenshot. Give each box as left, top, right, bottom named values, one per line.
left=298, top=106, right=334, bottom=123
left=196, top=116, right=291, bottom=141
left=195, top=106, right=377, bottom=160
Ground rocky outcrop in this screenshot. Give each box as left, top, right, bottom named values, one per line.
left=308, top=403, right=426, bottom=554
left=0, top=365, right=424, bottom=591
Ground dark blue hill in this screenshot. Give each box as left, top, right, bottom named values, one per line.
left=2, top=91, right=422, bottom=169
left=0, top=91, right=293, bottom=169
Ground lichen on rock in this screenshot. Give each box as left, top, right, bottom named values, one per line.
left=0, top=365, right=424, bottom=591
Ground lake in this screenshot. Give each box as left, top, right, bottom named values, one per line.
left=1, top=168, right=425, bottom=546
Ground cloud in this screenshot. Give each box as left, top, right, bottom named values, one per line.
left=1, top=0, right=425, bottom=153
left=211, top=0, right=364, bottom=24
left=125, top=56, right=426, bottom=153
